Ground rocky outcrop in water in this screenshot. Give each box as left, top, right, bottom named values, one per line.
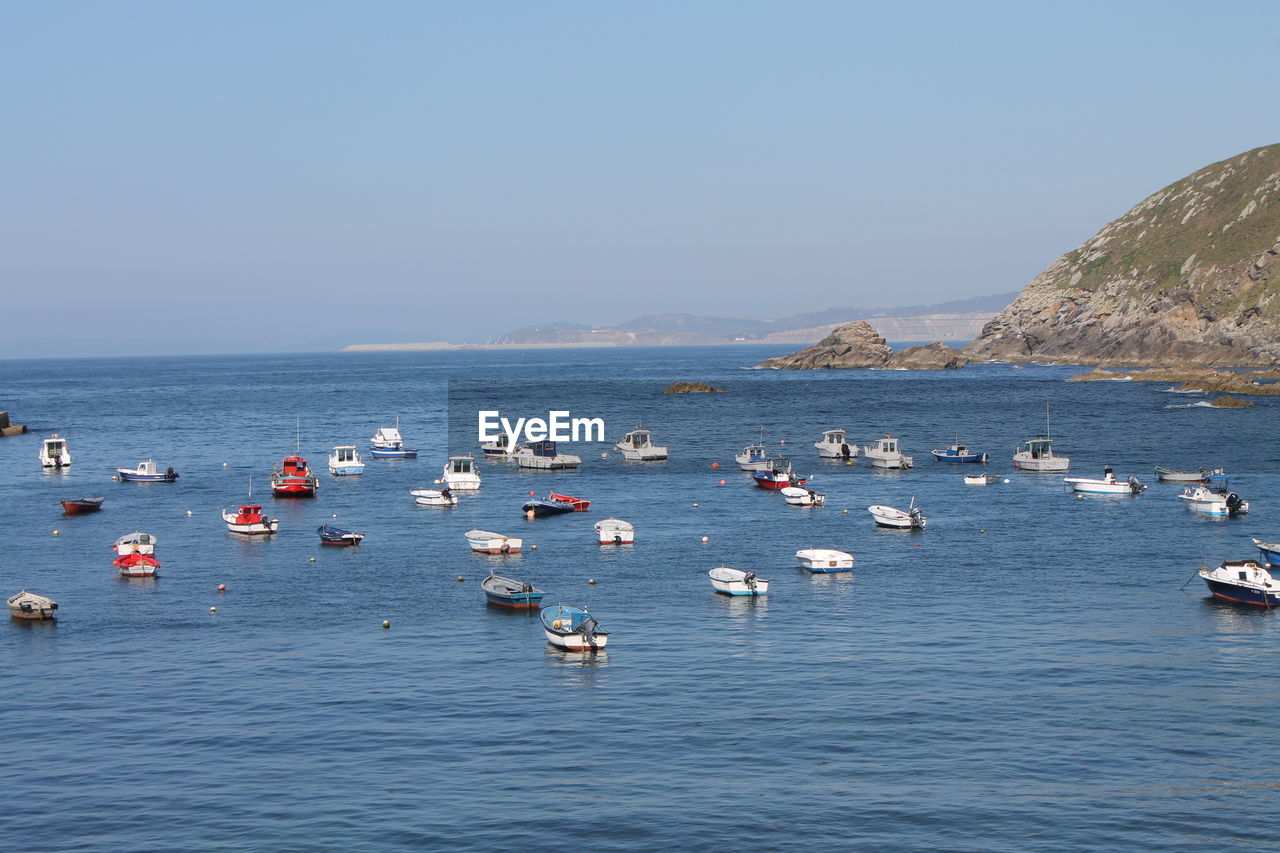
left=663, top=382, right=724, bottom=393
left=887, top=342, right=969, bottom=370
left=967, top=144, right=1280, bottom=366
left=757, top=321, right=893, bottom=369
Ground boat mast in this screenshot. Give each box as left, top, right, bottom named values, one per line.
left=1045, top=402, right=1052, bottom=440
left=295, top=415, right=301, bottom=453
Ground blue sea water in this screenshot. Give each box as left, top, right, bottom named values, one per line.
left=1, top=346, right=1278, bottom=852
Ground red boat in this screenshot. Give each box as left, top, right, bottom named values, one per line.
left=547, top=492, right=590, bottom=512
left=222, top=504, right=279, bottom=534
left=61, top=497, right=104, bottom=515
left=752, top=459, right=805, bottom=490
left=113, top=552, right=160, bottom=577
left=270, top=454, right=319, bottom=497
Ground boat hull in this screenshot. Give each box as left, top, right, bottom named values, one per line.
left=61, top=498, right=104, bottom=515
left=114, top=555, right=159, bottom=577
left=1013, top=456, right=1070, bottom=472
left=522, top=500, right=575, bottom=517
left=1202, top=576, right=1280, bottom=606
left=594, top=520, right=634, bottom=545
left=931, top=451, right=987, bottom=463
left=118, top=472, right=179, bottom=482
left=370, top=448, right=418, bottom=458
left=222, top=513, right=279, bottom=535
left=329, top=465, right=365, bottom=476
left=753, top=473, right=804, bottom=490
left=1254, top=539, right=1280, bottom=564
left=796, top=550, right=853, bottom=572
left=710, top=579, right=769, bottom=595
left=271, top=478, right=318, bottom=497
left=1064, top=478, right=1142, bottom=494
left=543, top=629, right=609, bottom=650
left=466, top=532, right=522, bottom=554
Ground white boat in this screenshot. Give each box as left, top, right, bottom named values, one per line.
left=465, top=529, right=522, bottom=554
left=795, top=548, right=854, bottom=572
left=443, top=455, right=481, bottom=490
left=116, top=459, right=179, bottom=482
left=1013, top=404, right=1069, bottom=472
left=780, top=486, right=825, bottom=506
left=7, top=590, right=57, bottom=620
left=480, top=433, right=511, bottom=457
left=1155, top=465, right=1223, bottom=482
left=511, top=440, right=582, bottom=470
left=222, top=503, right=280, bottom=534
left=815, top=428, right=854, bottom=459
left=1064, top=467, right=1146, bottom=495
left=862, top=434, right=913, bottom=469
left=1178, top=485, right=1249, bottom=516
left=594, top=518, right=635, bottom=545
left=735, top=443, right=771, bottom=471
left=114, top=531, right=157, bottom=556
left=369, top=418, right=418, bottom=458
left=963, top=473, right=1002, bottom=485
left=541, top=604, right=608, bottom=651
left=615, top=426, right=668, bottom=461
left=328, top=445, right=365, bottom=476
left=39, top=434, right=71, bottom=468
left=1198, top=560, right=1280, bottom=606
left=868, top=498, right=926, bottom=529
left=411, top=488, right=457, bottom=507
left=708, top=566, right=769, bottom=596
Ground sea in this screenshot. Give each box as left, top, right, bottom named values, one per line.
left=1, top=346, right=1278, bottom=852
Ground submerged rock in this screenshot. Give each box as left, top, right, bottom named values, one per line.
left=663, top=382, right=725, bottom=393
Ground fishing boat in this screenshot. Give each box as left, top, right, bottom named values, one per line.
left=411, top=487, right=457, bottom=506
left=112, top=531, right=160, bottom=577
left=480, top=433, right=511, bottom=457
left=1198, top=560, right=1280, bottom=606
left=781, top=485, right=825, bottom=506
left=60, top=497, right=104, bottom=515
left=615, top=425, right=668, bottom=461
left=735, top=443, right=771, bottom=471
left=815, top=428, right=854, bottom=459
left=547, top=492, right=589, bottom=512
left=868, top=498, right=926, bottom=529
left=39, top=434, right=71, bottom=468
left=271, top=454, right=319, bottom=497
left=930, top=437, right=987, bottom=464
left=116, top=459, right=179, bottom=482
left=540, top=603, right=609, bottom=650
left=522, top=496, right=576, bottom=517
left=595, top=518, right=634, bottom=545
left=328, top=445, right=365, bottom=476
left=1064, top=467, right=1146, bottom=495
left=8, top=590, right=57, bottom=620
left=753, top=458, right=805, bottom=490
left=443, top=455, right=482, bottom=490
left=1178, top=484, right=1249, bottom=516
left=963, top=473, right=1001, bottom=485
left=862, top=435, right=914, bottom=469
left=511, top=440, right=582, bottom=470
left=317, top=524, right=364, bottom=546
left=222, top=482, right=280, bottom=535
left=795, top=548, right=854, bottom=572
left=1252, top=538, right=1280, bottom=565
left=1154, top=465, right=1224, bottom=482
left=708, top=566, right=769, bottom=596
left=481, top=572, right=545, bottom=609
left=369, top=419, right=418, bottom=458
left=465, top=529, right=522, bottom=554
left=1013, top=404, right=1070, bottom=471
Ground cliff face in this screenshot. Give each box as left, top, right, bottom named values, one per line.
left=967, top=144, right=1280, bottom=366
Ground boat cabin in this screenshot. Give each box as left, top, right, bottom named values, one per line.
left=333, top=445, right=358, bottom=463
left=741, top=444, right=767, bottom=460
left=1018, top=438, right=1053, bottom=459
left=372, top=426, right=403, bottom=446
left=529, top=440, right=558, bottom=458
left=280, top=455, right=311, bottom=475
left=872, top=437, right=898, bottom=454
left=821, top=429, right=845, bottom=446
left=448, top=456, right=475, bottom=474
left=622, top=429, right=651, bottom=449
left=235, top=505, right=265, bottom=523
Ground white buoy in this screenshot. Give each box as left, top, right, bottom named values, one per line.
left=701, top=536, right=709, bottom=543
left=1003, top=478, right=1011, bottom=483
left=222, top=462, right=228, bottom=467
left=186, top=510, right=193, bottom=517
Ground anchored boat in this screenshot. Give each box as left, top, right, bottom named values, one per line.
left=795, top=548, right=854, bottom=572
left=465, top=529, right=522, bottom=554
left=708, top=566, right=769, bottom=596
left=815, top=428, right=854, bottom=460
left=370, top=419, right=418, bottom=458
left=615, top=425, right=668, bottom=461
left=963, top=473, right=1001, bottom=485
left=112, top=531, right=160, bottom=577
left=1178, top=483, right=1248, bottom=516
left=443, top=455, right=481, bottom=491
left=1155, top=465, right=1224, bottom=482
left=1064, top=467, right=1146, bottom=495
left=930, top=437, right=987, bottom=464
left=317, top=524, right=364, bottom=546
left=1013, top=404, right=1069, bottom=472
left=328, top=445, right=365, bottom=476
left=781, top=486, right=825, bottom=506
left=481, top=572, right=545, bottom=609
left=594, top=518, right=634, bottom=545
left=511, top=440, right=582, bottom=470
left=541, top=604, right=609, bottom=650
left=869, top=498, right=926, bottom=529
left=862, top=435, right=914, bottom=469
left=117, top=460, right=179, bottom=482
left=411, top=487, right=457, bottom=507
left=753, top=458, right=804, bottom=490
left=8, top=590, right=57, bottom=620
left=1253, top=538, right=1280, bottom=565
left=39, top=434, right=71, bottom=469
left=1198, top=560, right=1280, bottom=606
left=60, top=497, right=104, bottom=515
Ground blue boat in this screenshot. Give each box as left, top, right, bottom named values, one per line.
left=1253, top=538, right=1280, bottom=565
left=930, top=438, right=987, bottom=464
left=540, top=604, right=609, bottom=650
left=481, top=572, right=544, bottom=609
left=369, top=422, right=418, bottom=458
left=116, top=459, right=180, bottom=482
left=1199, top=560, right=1280, bottom=607
left=317, top=523, right=364, bottom=546
left=522, top=497, right=575, bottom=517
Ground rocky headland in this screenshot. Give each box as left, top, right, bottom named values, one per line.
left=756, top=321, right=969, bottom=370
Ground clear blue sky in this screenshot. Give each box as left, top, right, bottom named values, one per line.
left=3, top=1, right=1276, bottom=355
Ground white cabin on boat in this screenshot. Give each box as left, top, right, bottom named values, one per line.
left=815, top=429, right=853, bottom=459
left=328, top=445, right=365, bottom=476
left=1013, top=438, right=1070, bottom=472
left=39, top=434, right=71, bottom=468
left=862, top=435, right=913, bottom=469
left=511, top=440, right=582, bottom=470
left=370, top=426, right=403, bottom=449
left=615, top=427, right=668, bottom=461
left=443, top=455, right=482, bottom=490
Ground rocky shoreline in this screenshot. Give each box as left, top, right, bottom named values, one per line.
left=755, top=321, right=970, bottom=370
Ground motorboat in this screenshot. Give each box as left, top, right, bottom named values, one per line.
left=963, top=473, right=1001, bottom=486
left=548, top=492, right=589, bottom=511
left=328, top=445, right=365, bottom=476
left=815, top=428, right=854, bottom=460
left=594, top=518, right=634, bottom=545
left=1253, top=538, right=1280, bottom=565
left=795, top=548, right=854, bottom=572
left=615, top=425, right=668, bottom=461
left=222, top=504, right=279, bottom=535
left=930, top=437, right=987, bottom=464
left=113, top=531, right=160, bottom=577
left=708, top=566, right=769, bottom=596
left=117, top=459, right=179, bottom=482
left=271, top=454, right=319, bottom=497
left=1178, top=484, right=1248, bottom=516
left=369, top=419, right=418, bottom=458
left=1064, top=467, right=1146, bottom=495
left=753, top=458, right=805, bottom=490
left=8, top=590, right=57, bottom=620
left=522, top=496, right=576, bottom=517
left=511, top=440, right=582, bottom=470
left=113, top=531, right=157, bottom=556
left=868, top=498, right=926, bottom=529
left=862, top=435, right=914, bottom=469
left=480, top=432, right=511, bottom=457
left=1155, top=465, right=1225, bottom=482
left=1013, top=404, right=1069, bottom=471
left=735, top=443, right=771, bottom=471
left=61, top=497, right=104, bottom=515
left=39, top=434, right=71, bottom=468
left=317, top=524, right=364, bottom=546
left=481, top=572, right=545, bottom=609
left=443, top=455, right=482, bottom=490
left=540, top=603, right=609, bottom=650
left=411, top=487, right=457, bottom=507
left=465, top=529, right=522, bottom=554
left=781, top=486, right=825, bottom=506
left=1198, top=560, right=1280, bottom=606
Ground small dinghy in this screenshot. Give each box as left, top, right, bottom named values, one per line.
left=541, top=604, right=609, bottom=650
left=547, top=492, right=589, bottom=512
left=795, top=548, right=854, bottom=572
left=481, top=571, right=545, bottom=609
left=1178, top=484, right=1249, bottom=516
left=594, top=518, right=634, bottom=545
left=1253, top=538, right=1280, bottom=565
left=61, top=497, right=104, bottom=515
left=963, top=473, right=1001, bottom=486
left=522, top=496, right=576, bottom=517
left=116, top=459, right=179, bottom=482
left=708, top=566, right=769, bottom=596
left=780, top=486, right=825, bottom=506
left=465, top=529, right=522, bottom=554
left=1064, top=467, right=1146, bottom=495
left=1155, top=465, right=1224, bottom=483
left=8, top=590, right=57, bottom=620
left=411, top=487, right=457, bottom=507
left=931, top=437, right=987, bottom=464
left=113, top=531, right=160, bottom=577
left=868, top=498, right=926, bottom=529
left=317, top=524, right=364, bottom=546
left=1198, top=560, right=1280, bottom=607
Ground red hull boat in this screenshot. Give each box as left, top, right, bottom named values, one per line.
left=61, top=497, right=104, bottom=515
left=271, top=454, right=319, bottom=497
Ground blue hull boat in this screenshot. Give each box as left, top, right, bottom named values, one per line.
left=317, top=524, right=364, bottom=546
left=482, top=572, right=544, bottom=609
left=369, top=447, right=418, bottom=458
left=522, top=498, right=575, bottom=517
left=930, top=442, right=987, bottom=464
left=1199, top=561, right=1280, bottom=606
left=1254, top=539, right=1280, bottom=565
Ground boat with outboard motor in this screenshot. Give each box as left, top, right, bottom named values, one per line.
left=1155, top=465, right=1224, bottom=483
left=1064, top=467, right=1146, bottom=495
left=615, top=425, right=668, bottom=461
left=540, top=604, right=608, bottom=650
left=594, top=518, right=634, bottom=545
left=39, top=434, right=71, bottom=469
left=708, top=566, right=769, bottom=596
left=753, top=458, right=805, bottom=490
left=862, top=434, right=914, bottom=469
left=868, top=498, right=926, bottom=529
left=117, top=459, right=179, bottom=482
left=1198, top=560, right=1280, bottom=606
left=443, top=455, right=481, bottom=490
left=317, top=524, right=364, bottom=546
left=781, top=485, right=825, bottom=506
left=411, top=487, right=457, bottom=507
left=113, top=531, right=160, bottom=577
left=511, top=440, right=582, bottom=470
left=8, top=590, right=57, bottom=620
left=815, top=428, right=854, bottom=460
left=465, top=529, right=522, bottom=554
left=1178, top=483, right=1249, bottom=516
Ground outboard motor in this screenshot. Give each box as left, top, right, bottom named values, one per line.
left=612, top=534, right=623, bottom=545
left=1226, top=493, right=1244, bottom=515
left=743, top=571, right=757, bottom=591
left=1127, top=475, right=1144, bottom=493
left=579, top=616, right=599, bottom=647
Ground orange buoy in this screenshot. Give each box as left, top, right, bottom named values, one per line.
left=217, top=584, right=226, bottom=591
left=711, top=462, right=720, bottom=469
left=719, top=479, right=726, bottom=485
